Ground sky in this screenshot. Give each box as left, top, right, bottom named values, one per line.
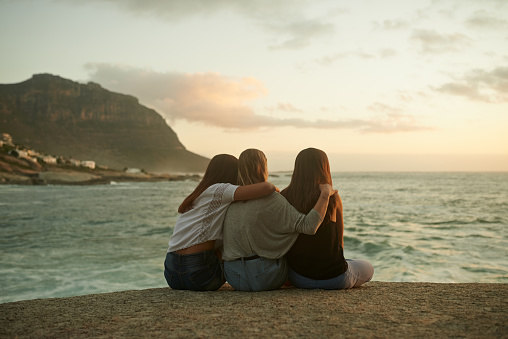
left=1, top=0, right=507, bottom=172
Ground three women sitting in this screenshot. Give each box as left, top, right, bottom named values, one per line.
left=164, top=148, right=373, bottom=291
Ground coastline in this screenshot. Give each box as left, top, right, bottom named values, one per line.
left=0, top=153, right=201, bottom=185
left=0, top=169, right=200, bottom=185
left=1, top=282, right=506, bottom=338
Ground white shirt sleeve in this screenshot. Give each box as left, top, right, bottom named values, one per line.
left=221, top=183, right=239, bottom=203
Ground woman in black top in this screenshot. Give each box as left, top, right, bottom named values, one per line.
left=281, top=148, right=374, bottom=289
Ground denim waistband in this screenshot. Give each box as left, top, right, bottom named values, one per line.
left=167, top=249, right=217, bottom=264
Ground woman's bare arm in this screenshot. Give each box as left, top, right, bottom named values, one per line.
left=234, top=182, right=278, bottom=201
left=311, top=184, right=337, bottom=219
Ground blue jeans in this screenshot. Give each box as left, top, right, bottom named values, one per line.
left=289, top=259, right=374, bottom=289
left=164, top=250, right=225, bottom=291
left=224, top=257, right=288, bottom=292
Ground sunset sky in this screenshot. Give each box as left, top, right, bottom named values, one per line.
left=1, top=0, right=507, bottom=171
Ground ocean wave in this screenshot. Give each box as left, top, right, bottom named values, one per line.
left=402, top=245, right=417, bottom=254
left=421, top=217, right=504, bottom=226
left=461, top=264, right=508, bottom=275
left=475, top=217, right=504, bottom=224
left=462, top=234, right=493, bottom=239
left=422, top=220, right=465, bottom=226
left=343, top=236, right=362, bottom=247
left=394, top=188, right=416, bottom=192
left=361, top=241, right=392, bottom=255
left=417, top=236, right=444, bottom=241
left=444, top=198, right=467, bottom=206
left=143, top=227, right=172, bottom=236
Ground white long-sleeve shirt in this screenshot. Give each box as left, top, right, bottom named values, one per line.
left=167, top=183, right=239, bottom=253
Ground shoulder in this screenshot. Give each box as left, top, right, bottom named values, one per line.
left=204, top=183, right=238, bottom=194
left=228, top=191, right=280, bottom=209
left=262, top=191, right=292, bottom=208
left=251, top=191, right=284, bottom=202
left=206, top=183, right=239, bottom=204
left=270, top=191, right=287, bottom=202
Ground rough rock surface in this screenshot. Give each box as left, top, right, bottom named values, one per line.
left=1, top=282, right=506, bottom=338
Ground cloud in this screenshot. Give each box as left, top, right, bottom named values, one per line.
left=379, top=49, right=397, bottom=58
left=410, top=29, right=472, bottom=54
left=394, top=90, right=427, bottom=103
left=57, top=0, right=305, bottom=20
left=85, top=63, right=430, bottom=133
left=270, top=103, right=304, bottom=113
left=85, top=63, right=269, bottom=129
left=372, top=19, right=410, bottom=31
left=368, top=102, right=403, bottom=115
left=461, top=0, right=508, bottom=7
left=365, top=102, right=432, bottom=133
left=434, top=66, right=508, bottom=102
left=265, top=19, right=335, bottom=50
left=465, top=10, right=508, bottom=30
left=316, top=50, right=376, bottom=66
left=314, top=48, right=396, bottom=67
left=361, top=113, right=432, bottom=133
left=57, top=0, right=334, bottom=50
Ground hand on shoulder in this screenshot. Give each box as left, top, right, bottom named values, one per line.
left=319, top=184, right=337, bottom=198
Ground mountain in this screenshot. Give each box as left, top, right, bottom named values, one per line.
left=0, top=74, right=209, bottom=173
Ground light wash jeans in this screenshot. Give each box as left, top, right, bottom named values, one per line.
left=289, top=259, right=374, bottom=289
left=224, top=257, right=288, bottom=292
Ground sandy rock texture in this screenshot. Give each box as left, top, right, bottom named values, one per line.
left=1, top=282, right=506, bottom=338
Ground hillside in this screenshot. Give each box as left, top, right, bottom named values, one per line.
left=0, top=74, right=209, bottom=173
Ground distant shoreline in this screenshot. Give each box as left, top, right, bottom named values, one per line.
left=0, top=153, right=201, bottom=185
left=0, top=169, right=201, bottom=186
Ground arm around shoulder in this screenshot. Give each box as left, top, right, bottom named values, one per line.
left=234, top=182, right=278, bottom=201
left=312, top=184, right=336, bottom=219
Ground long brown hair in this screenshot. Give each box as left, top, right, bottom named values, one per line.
left=178, top=154, right=239, bottom=213
left=281, top=148, right=337, bottom=220
left=238, top=149, right=268, bottom=185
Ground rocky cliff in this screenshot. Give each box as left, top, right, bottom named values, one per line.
left=0, top=74, right=209, bottom=173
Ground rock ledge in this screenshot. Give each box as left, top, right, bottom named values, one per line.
left=1, top=282, right=506, bottom=338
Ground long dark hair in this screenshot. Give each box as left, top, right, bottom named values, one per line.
left=178, top=154, right=239, bottom=213
left=281, top=148, right=337, bottom=220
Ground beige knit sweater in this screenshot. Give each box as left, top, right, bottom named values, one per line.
left=222, top=192, right=323, bottom=261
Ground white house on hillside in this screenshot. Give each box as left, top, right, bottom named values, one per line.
left=81, top=161, right=96, bottom=169
left=42, top=155, right=57, bottom=164
left=17, top=150, right=29, bottom=159
left=69, top=159, right=81, bottom=167
left=1, top=133, right=13, bottom=144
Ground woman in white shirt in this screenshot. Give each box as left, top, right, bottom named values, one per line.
left=164, top=154, right=277, bottom=291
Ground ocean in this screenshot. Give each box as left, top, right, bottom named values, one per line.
left=1, top=172, right=507, bottom=303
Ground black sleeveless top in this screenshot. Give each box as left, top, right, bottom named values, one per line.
left=286, top=220, right=348, bottom=280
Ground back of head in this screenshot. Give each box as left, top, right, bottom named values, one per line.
left=238, top=149, right=268, bottom=185
left=178, top=154, right=238, bottom=213
left=203, top=154, right=239, bottom=185
left=281, top=148, right=336, bottom=216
